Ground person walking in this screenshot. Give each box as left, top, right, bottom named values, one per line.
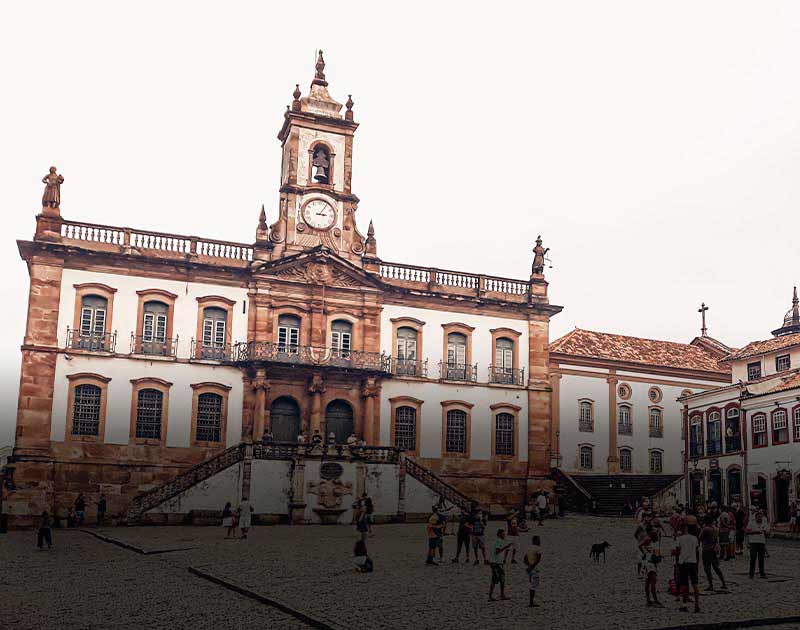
left=222, top=502, right=236, bottom=539
left=639, top=536, right=663, bottom=607
left=355, top=500, right=369, bottom=542
left=746, top=509, right=769, bottom=578
left=237, top=497, right=254, bottom=539
left=524, top=535, right=543, bottom=608
left=452, top=509, right=473, bottom=563
left=37, top=510, right=53, bottom=550
left=699, top=516, right=727, bottom=591
left=471, top=510, right=489, bottom=565
left=363, top=493, right=375, bottom=536
left=536, top=492, right=548, bottom=526
left=674, top=523, right=701, bottom=613
left=74, top=493, right=86, bottom=527
left=488, top=529, right=512, bottom=601
left=96, top=494, right=107, bottom=528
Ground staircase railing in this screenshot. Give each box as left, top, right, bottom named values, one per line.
left=127, top=444, right=245, bottom=521
left=552, top=467, right=593, bottom=501
left=402, top=455, right=476, bottom=512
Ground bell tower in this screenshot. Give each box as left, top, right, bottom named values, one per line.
left=269, top=51, right=367, bottom=264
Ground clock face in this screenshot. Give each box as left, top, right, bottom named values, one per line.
left=302, top=199, right=336, bottom=230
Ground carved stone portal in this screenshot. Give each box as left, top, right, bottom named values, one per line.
left=307, top=466, right=353, bottom=524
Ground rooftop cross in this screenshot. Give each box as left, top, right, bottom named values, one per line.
left=698, top=302, right=709, bottom=337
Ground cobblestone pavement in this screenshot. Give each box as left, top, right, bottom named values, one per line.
left=3, top=516, right=799, bottom=630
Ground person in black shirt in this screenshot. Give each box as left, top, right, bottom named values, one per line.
left=74, top=494, right=86, bottom=527
left=451, top=510, right=473, bottom=563
left=362, top=493, right=375, bottom=535
left=37, top=511, right=53, bottom=549
left=96, top=494, right=107, bottom=527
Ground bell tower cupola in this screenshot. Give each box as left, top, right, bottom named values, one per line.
left=270, top=51, right=367, bottom=263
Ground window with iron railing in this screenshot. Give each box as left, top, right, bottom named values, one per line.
left=494, top=413, right=514, bottom=456
left=445, top=409, right=467, bottom=454
left=725, top=408, right=741, bottom=452
left=618, top=404, right=633, bottom=435
left=707, top=411, right=722, bottom=455
left=649, top=408, right=663, bottom=437
left=579, top=400, right=594, bottom=432
left=649, top=449, right=663, bottom=474
left=689, top=417, right=704, bottom=458
left=619, top=447, right=632, bottom=472
left=394, top=406, right=417, bottom=451
left=439, top=361, right=477, bottom=382
left=135, top=389, right=164, bottom=440
left=579, top=445, right=593, bottom=470
left=196, top=392, right=223, bottom=442
left=71, top=384, right=101, bottom=436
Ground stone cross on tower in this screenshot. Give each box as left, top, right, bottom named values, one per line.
left=698, top=302, right=709, bottom=337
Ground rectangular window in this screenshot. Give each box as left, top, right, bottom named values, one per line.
left=747, top=362, right=762, bottom=381
left=143, top=312, right=154, bottom=342
left=776, top=354, right=791, bottom=372
left=649, top=451, right=663, bottom=474
left=135, top=389, right=163, bottom=440
left=447, top=343, right=466, bottom=366
left=445, top=410, right=467, bottom=454
left=773, top=410, right=789, bottom=444
left=794, top=408, right=800, bottom=441
left=495, top=413, right=514, bottom=456
left=72, top=384, right=101, bottom=436
left=752, top=415, right=767, bottom=448
left=278, top=326, right=300, bottom=353
left=203, top=318, right=214, bottom=346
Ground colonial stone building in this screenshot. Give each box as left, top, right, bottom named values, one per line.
left=5, top=53, right=561, bottom=526
left=682, top=289, right=800, bottom=525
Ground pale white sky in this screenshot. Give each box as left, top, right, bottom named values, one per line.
left=2, top=2, right=799, bottom=444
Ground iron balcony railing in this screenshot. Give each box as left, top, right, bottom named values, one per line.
left=391, top=358, right=428, bottom=378
left=725, top=435, right=742, bottom=452
left=190, top=340, right=233, bottom=361
left=488, top=366, right=525, bottom=386
left=130, top=334, right=178, bottom=357
left=707, top=441, right=722, bottom=456
left=65, top=328, right=116, bottom=353
left=689, top=442, right=704, bottom=458
left=618, top=422, right=633, bottom=436
left=578, top=420, right=594, bottom=433
left=649, top=427, right=664, bottom=438
left=439, top=361, right=478, bottom=382
left=232, top=341, right=390, bottom=372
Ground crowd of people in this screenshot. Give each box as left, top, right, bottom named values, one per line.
left=633, top=499, right=773, bottom=614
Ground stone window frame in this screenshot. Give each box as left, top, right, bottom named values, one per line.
left=747, top=361, right=762, bottom=381
left=751, top=412, right=768, bottom=449
left=441, top=322, right=475, bottom=370
left=194, top=296, right=235, bottom=359
left=578, top=443, right=594, bottom=470
left=135, top=289, right=178, bottom=354
left=647, top=386, right=663, bottom=404
left=618, top=446, right=633, bottom=473
left=578, top=398, right=595, bottom=432
left=489, top=327, right=521, bottom=371
left=440, top=400, right=473, bottom=459
left=771, top=408, right=790, bottom=445
left=72, top=283, right=117, bottom=339
left=617, top=383, right=632, bottom=400
left=325, top=311, right=359, bottom=352
left=129, top=377, right=172, bottom=446
left=648, top=448, right=664, bottom=474
left=272, top=305, right=309, bottom=347
left=307, top=139, right=336, bottom=188
left=490, top=402, right=520, bottom=460
left=190, top=382, right=231, bottom=447
left=689, top=413, right=704, bottom=456
left=390, top=317, right=425, bottom=373
left=65, top=372, right=111, bottom=443
left=618, top=402, right=633, bottom=433
left=792, top=405, right=800, bottom=443
left=775, top=354, right=791, bottom=373
left=648, top=406, right=664, bottom=435
left=389, top=395, right=423, bottom=455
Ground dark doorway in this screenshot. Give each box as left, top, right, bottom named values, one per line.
left=775, top=473, right=791, bottom=523
left=690, top=473, right=704, bottom=508
left=727, top=468, right=742, bottom=505
left=270, top=397, right=301, bottom=443
left=325, top=400, right=354, bottom=444
left=709, top=470, right=722, bottom=504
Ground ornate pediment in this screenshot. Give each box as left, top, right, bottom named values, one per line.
left=259, top=249, right=377, bottom=290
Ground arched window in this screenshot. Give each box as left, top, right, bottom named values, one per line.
left=772, top=409, right=789, bottom=445
left=311, top=145, right=331, bottom=183
left=201, top=306, right=227, bottom=359
left=707, top=411, right=722, bottom=455
left=649, top=408, right=663, bottom=437
left=649, top=449, right=663, bottom=474
left=78, top=295, right=108, bottom=349
left=618, top=404, right=632, bottom=435
left=277, top=314, right=301, bottom=353
left=793, top=407, right=800, bottom=442
left=446, top=332, right=468, bottom=380
left=752, top=413, right=767, bottom=448
left=135, top=388, right=164, bottom=440
left=689, top=415, right=704, bottom=458
left=141, top=300, right=169, bottom=355
left=445, top=409, right=467, bottom=454
left=394, top=406, right=417, bottom=451
left=495, top=412, right=515, bottom=456
left=331, top=320, right=353, bottom=358
left=494, top=337, right=514, bottom=383
left=579, top=445, right=593, bottom=470
left=396, top=326, right=418, bottom=374
left=72, top=384, right=102, bottom=436
left=725, top=407, right=741, bottom=452
left=579, top=400, right=594, bottom=432
left=196, top=392, right=223, bottom=442
left=619, top=447, right=632, bottom=472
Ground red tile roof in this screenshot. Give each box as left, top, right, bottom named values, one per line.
left=550, top=328, right=728, bottom=373
left=722, top=332, right=800, bottom=362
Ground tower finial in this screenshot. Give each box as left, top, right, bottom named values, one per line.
left=258, top=204, right=267, bottom=231
left=365, top=219, right=377, bottom=256
left=345, top=94, right=354, bottom=121
left=313, top=49, right=328, bottom=86
left=792, top=286, right=799, bottom=325
left=292, top=84, right=301, bottom=111
left=698, top=302, right=709, bottom=337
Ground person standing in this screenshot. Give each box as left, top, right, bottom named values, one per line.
left=222, top=502, right=235, bottom=539
left=524, top=535, right=543, bottom=608
left=237, top=497, right=254, bottom=539
left=746, top=509, right=769, bottom=578
left=425, top=507, right=444, bottom=565
left=452, top=510, right=473, bottom=563
left=363, top=493, right=375, bottom=536
left=699, top=516, right=727, bottom=591
left=536, top=492, right=548, bottom=526
left=718, top=506, right=732, bottom=561
left=506, top=510, right=520, bottom=564
left=488, top=529, right=512, bottom=601
left=639, top=536, right=663, bottom=607
left=37, top=510, right=53, bottom=550
left=74, top=493, right=86, bottom=527
left=471, top=510, right=489, bottom=565
left=96, top=494, right=107, bottom=528
left=674, top=524, right=701, bottom=613
left=733, top=503, right=746, bottom=555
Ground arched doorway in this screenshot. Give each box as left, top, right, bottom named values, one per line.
left=270, top=397, right=301, bottom=443
left=709, top=469, right=722, bottom=504
left=325, top=400, right=354, bottom=444
left=774, top=471, right=791, bottom=523
left=727, top=467, right=742, bottom=505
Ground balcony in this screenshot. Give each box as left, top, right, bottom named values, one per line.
left=725, top=435, right=742, bottom=452
left=231, top=341, right=391, bottom=373
left=439, top=361, right=478, bottom=383
left=707, top=441, right=722, bottom=456
left=130, top=335, right=178, bottom=357
left=578, top=420, right=594, bottom=433
left=618, top=422, right=633, bottom=436
left=649, top=427, right=663, bottom=438
left=690, top=443, right=704, bottom=459
left=391, top=358, right=428, bottom=378
left=191, top=340, right=233, bottom=361
left=488, top=366, right=525, bottom=386
left=65, top=329, right=116, bottom=353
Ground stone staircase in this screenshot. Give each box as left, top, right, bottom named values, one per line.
left=402, top=456, right=477, bottom=512
left=555, top=470, right=683, bottom=516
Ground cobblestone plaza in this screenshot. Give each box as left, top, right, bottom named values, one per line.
left=2, top=516, right=799, bottom=630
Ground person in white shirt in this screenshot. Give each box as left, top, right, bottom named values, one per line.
left=536, top=493, right=548, bottom=526
left=673, top=524, right=700, bottom=613
left=745, top=510, right=770, bottom=578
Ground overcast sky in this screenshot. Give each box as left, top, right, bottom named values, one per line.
left=2, top=2, right=799, bottom=445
